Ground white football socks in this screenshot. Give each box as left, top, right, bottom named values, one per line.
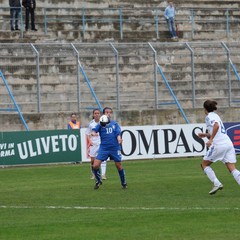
left=101, top=161, right=107, bottom=176
left=231, top=169, right=240, bottom=185
left=204, top=166, right=222, bottom=186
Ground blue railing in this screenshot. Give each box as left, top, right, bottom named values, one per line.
left=230, top=59, right=240, bottom=82
left=229, top=59, right=240, bottom=104
left=0, top=69, right=29, bottom=131
left=78, top=60, right=103, bottom=112
left=156, top=62, right=190, bottom=124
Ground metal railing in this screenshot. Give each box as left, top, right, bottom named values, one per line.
left=1, top=7, right=240, bottom=40
left=0, top=70, right=29, bottom=131
left=78, top=59, right=103, bottom=111
left=156, top=61, right=190, bottom=124
left=42, top=7, right=240, bottom=40
left=0, top=42, right=240, bottom=115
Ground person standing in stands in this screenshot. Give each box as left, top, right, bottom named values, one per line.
left=9, top=0, right=21, bottom=31
left=22, top=0, right=37, bottom=31
left=164, top=1, right=178, bottom=39
left=68, top=113, right=81, bottom=129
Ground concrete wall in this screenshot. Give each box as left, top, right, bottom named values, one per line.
left=0, top=107, right=239, bottom=131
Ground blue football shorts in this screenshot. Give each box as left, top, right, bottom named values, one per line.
left=96, top=149, right=122, bottom=162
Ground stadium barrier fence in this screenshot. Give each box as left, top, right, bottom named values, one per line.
left=0, top=7, right=240, bottom=40
left=1, top=122, right=240, bottom=166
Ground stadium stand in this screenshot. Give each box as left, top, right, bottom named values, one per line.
left=0, top=0, right=240, bottom=130
left=1, top=0, right=240, bottom=42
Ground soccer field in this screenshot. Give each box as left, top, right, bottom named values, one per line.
left=0, top=157, right=240, bottom=240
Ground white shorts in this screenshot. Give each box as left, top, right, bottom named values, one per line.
left=203, top=143, right=236, bottom=163
left=89, top=145, right=99, bottom=158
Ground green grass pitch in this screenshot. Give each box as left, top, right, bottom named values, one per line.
left=0, top=156, right=240, bottom=240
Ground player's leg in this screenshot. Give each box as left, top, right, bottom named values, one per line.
left=111, top=151, right=127, bottom=189
left=90, top=157, right=95, bottom=179
left=92, top=150, right=109, bottom=189
left=101, top=160, right=107, bottom=180
left=92, top=159, right=102, bottom=189
left=89, top=145, right=98, bottom=179
left=201, top=145, right=223, bottom=194
left=115, top=162, right=127, bottom=188
left=202, top=160, right=222, bottom=186
left=201, top=159, right=223, bottom=195
left=226, top=163, right=240, bottom=185
left=224, top=147, right=240, bottom=185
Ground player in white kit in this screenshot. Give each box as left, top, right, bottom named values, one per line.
left=198, top=100, right=240, bottom=195
left=85, top=109, right=107, bottom=180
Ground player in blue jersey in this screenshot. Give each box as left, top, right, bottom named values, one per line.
left=91, top=107, right=127, bottom=189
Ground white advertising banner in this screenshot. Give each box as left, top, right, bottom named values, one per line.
left=80, top=124, right=207, bottom=162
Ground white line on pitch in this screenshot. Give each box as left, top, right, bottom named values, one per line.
left=0, top=205, right=239, bottom=211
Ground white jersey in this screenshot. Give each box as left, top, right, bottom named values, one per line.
left=204, top=111, right=236, bottom=163
left=205, top=112, right=232, bottom=145
left=85, top=119, right=100, bottom=146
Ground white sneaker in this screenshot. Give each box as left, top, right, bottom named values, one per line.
left=209, top=184, right=223, bottom=195
left=90, top=175, right=95, bottom=180
left=101, top=175, right=107, bottom=180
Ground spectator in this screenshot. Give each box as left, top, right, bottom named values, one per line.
left=67, top=113, right=81, bottom=129
left=9, top=0, right=21, bottom=31
left=22, top=0, right=37, bottom=31
left=164, top=1, right=178, bottom=39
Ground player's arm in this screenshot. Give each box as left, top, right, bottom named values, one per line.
left=91, top=124, right=100, bottom=136
left=85, top=126, right=93, bottom=145
left=206, top=122, right=219, bottom=147
left=91, top=128, right=98, bottom=136
left=114, top=123, right=122, bottom=144
left=86, top=134, right=93, bottom=146
left=91, top=131, right=98, bottom=137
left=117, top=134, right=123, bottom=144
left=198, top=132, right=210, bottom=138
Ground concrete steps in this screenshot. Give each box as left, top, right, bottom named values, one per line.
left=2, top=1, right=240, bottom=43
left=1, top=41, right=240, bottom=112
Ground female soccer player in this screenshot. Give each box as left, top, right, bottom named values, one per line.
left=91, top=107, right=127, bottom=190
left=85, top=109, right=107, bottom=180
left=198, top=100, right=240, bottom=195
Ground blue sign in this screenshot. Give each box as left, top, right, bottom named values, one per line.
left=224, top=122, right=240, bottom=153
